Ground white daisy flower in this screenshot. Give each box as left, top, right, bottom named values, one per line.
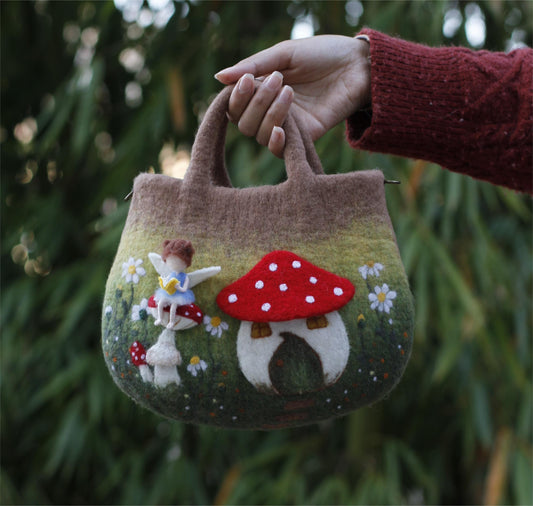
left=368, top=283, right=397, bottom=313
left=187, top=356, right=207, bottom=376
left=358, top=261, right=384, bottom=280
left=203, top=315, right=229, bottom=338
left=122, top=257, right=146, bottom=284
left=131, top=298, right=149, bottom=321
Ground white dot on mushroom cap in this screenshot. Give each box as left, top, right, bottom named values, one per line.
left=309, top=276, right=317, bottom=284
left=269, top=263, right=278, bottom=272
left=255, top=280, right=264, bottom=289
left=228, top=294, right=238, bottom=303
left=292, top=260, right=301, bottom=268
left=305, top=295, right=315, bottom=303
left=333, top=287, right=343, bottom=296
left=261, top=302, right=271, bottom=312
left=279, top=283, right=288, bottom=292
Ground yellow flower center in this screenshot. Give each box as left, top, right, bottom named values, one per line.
left=366, top=261, right=375, bottom=268
left=377, top=292, right=387, bottom=303
left=190, top=356, right=200, bottom=365
left=210, top=316, right=222, bottom=327
left=128, top=265, right=137, bottom=275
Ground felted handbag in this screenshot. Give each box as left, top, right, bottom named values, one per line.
left=102, top=86, right=414, bottom=430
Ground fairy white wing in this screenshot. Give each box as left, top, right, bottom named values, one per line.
left=148, top=252, right=172, bottom=278
left=188, top=266, right=221, bottom=288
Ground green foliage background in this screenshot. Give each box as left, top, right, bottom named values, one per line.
left=1, top=1, right=531, bottom=504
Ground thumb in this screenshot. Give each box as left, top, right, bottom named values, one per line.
left=215, top=43, right=291, bottom=84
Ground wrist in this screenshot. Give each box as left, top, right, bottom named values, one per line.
left=353, top=37, right=371, bottom=109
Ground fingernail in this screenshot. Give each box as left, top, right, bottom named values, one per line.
left=270, top=126, right=285, bottom=157
left=277, top=85, right=293, bottom=104
left=214, top=70, right=227, bottom=81
left=265, top=71, right=283, bottom=91
left=238, top=73, right=254, bottom=93
left=271, top=126, right=284, bottom=139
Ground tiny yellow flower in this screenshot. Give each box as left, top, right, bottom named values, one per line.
left=187, top=356, right=207, bottom=377
left=122, top=257, right=146, bottom=284
left=203, top=314, right=228, bottom=338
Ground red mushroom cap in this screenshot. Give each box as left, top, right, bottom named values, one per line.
left=148, top=296, right=203, bottom=324
left=175, top=303, right=203, bottom=324
left=216, top=250, right=355, bottom=322
left=129, top=341, right=148, bottom=366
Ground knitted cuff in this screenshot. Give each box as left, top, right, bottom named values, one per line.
left=346, top=28, right=533, bottom=193
left=346, top=28, right=470, bottom=158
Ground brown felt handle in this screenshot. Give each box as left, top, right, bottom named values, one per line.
left=183, top=85, right=324, bottom=189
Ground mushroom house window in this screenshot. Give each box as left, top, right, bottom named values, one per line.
left=251, top=322, right=272, bottom=338
left=306, top=315, right=329, bottom=330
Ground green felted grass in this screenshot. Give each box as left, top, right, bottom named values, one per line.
left=102, top=216, right=414, bottom=429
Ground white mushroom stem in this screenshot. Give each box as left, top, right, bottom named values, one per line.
left=138, top=364, right=154, bottom=383
left=146, top=328, right=182, bottom=387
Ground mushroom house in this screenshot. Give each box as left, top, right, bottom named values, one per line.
left=217, top=251, right=355, bottom=395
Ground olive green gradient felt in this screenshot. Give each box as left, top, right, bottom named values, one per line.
left=102, top=87, right=414, bottom=429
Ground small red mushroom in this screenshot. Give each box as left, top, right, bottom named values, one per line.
left=216, top=251, right=355, bottom=394
left=129, top=341, right=153, bottom=383
left=147, top=296, right=203, bottom=330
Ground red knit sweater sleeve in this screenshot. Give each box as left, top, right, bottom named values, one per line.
left=347, top=29, right=533, bottom=194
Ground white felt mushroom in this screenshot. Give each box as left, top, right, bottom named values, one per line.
left=145, top=328, right=182, bottom=387
left=217, top=251, right=355, bottom=395
left=129, top=341, right=153, bottom=383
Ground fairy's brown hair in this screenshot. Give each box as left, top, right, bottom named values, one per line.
left=161, top=239, right=194, bottom=267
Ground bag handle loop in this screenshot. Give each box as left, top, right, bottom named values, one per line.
left=184, top=85, right=323, bottom=189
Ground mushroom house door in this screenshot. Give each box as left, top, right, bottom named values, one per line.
left=269, top=332, right=324, bottom=395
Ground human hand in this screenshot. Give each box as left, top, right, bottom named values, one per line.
left=215, top=35, right=371, bottom=157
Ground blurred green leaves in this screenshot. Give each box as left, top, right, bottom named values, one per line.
left=1, top=1, right=531, bottom=504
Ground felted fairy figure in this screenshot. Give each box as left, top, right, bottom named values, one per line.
left=148, top=239, right=221, bottom=330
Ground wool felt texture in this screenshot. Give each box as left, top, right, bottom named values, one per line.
left=102, top=86, right=415, bottom=429
left=347, top=29, right=533, bottom=194
left=217, top=250, right=355, bottom=323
